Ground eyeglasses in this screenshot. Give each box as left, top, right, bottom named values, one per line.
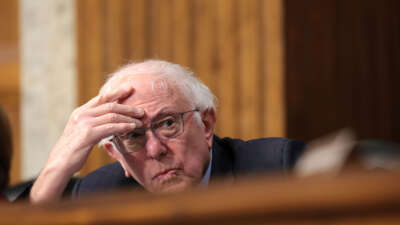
left=112, top=109, right=199, bottom=154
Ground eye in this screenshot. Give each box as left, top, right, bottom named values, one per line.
left=127, top=131, right=144, bottom=139
left=161, top=118, right=175, bottom=127
left=155, top=116, right=177, bottom=129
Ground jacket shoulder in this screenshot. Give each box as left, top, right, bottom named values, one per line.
left=73, top=161, right=140, bottom=198
left=214, top=136, right=305, bottom=175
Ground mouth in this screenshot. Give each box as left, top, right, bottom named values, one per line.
left=153, top=168, right=181, bottom=180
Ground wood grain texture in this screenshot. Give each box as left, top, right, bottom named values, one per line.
left=237, top=0, right=262, bottom=139
left=193, top=0, right=218, bottom=95
left=263, top=0, right=286, bottom=137
left=215, top=0, right=237, bottom=137
left=285, top=0, right=400, bottom=142
left=150, top=0, right=173, bottom=60
left=172, top=0, right=192, bottom=68
left=127, top=0, right=148, bottom=61
left=105, top=0, right=126, bottom=73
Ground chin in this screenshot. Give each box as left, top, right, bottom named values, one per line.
left=149, top=177, right=194, bottom=194
left=160, top=183, right=190, bottom=194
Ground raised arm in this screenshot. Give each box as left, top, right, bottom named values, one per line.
left=30, top=85, right=143, bottom=204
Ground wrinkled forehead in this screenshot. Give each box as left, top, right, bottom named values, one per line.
left=104, top=73, right=189, bottom=108
left=111, top=73, right=172, bottom=95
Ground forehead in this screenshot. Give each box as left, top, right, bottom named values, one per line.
left=108, top=73, right=190, bottom=115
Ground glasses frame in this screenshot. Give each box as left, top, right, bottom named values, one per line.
left=112, top=108, right=200, bottom=154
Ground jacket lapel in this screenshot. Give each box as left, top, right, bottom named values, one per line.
left=209, top=136, right=235, bottom=184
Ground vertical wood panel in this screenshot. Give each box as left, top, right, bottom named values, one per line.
left=215, top=0, right=237, bottom=137
left=172, top=0, right=192, bottom=68
left=263, top=0, right=286, bottom=137
left=105, top=0, right=126, bottom=73
left=286, top=0, right=400, bottom=142
left=237, top=0, right=262, bottom=140
left=286, top=0, right=340, bottom=141
left=77, top=0, right=106, bottom=104
left=374, top=1, right=392, bottom=138
left=193, top=0, right=218, bottom=95
left=127, top=0, right=147, bottom=61
left=150, top=0, right=173, bottom=60
left=389, top=0, right=400, bottom=139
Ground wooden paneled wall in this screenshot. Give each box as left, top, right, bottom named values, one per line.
left=77, top=0, right=286, bottom=175
left=0, top=1, right=20, bottom=184
left=285, top=0, right=400, bottom=142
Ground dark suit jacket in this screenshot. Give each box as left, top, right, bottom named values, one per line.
left=72, top=136, right=305, bottom=198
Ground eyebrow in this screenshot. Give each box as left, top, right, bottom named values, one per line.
left=150, top=109, right=179, bottom=122
left=138, top=108, right=176, bottom=126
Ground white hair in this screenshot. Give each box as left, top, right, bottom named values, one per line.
left=100, top=60, right=217, bottom=111
left=98, top=59, right=217, bottom=147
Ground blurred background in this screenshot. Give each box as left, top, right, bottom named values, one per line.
left=0, top=0, right=399, bottom=185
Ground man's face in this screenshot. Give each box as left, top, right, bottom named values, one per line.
left=107, top=74, right=214, bottom=193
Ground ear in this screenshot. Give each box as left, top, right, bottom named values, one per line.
left=104, top=141, right=131, bottom=178
left=104, top=141, right=121, bottom=160
left=201, top=108, right=216, bottom=148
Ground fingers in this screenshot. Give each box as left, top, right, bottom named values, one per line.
left=58, top=84, right=142, bottom=156
left=89, top=113, right=143, bottom=128
left=96, top=85, right=134, bottom=106
left=88, top=102, right=144, bottom=119
left=67, top=100, right=144, bottom=150
left=91, top=123, right=138, bottom=141
left=82, top=85, right=134, bottom=110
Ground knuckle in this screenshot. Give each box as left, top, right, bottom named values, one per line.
left=104, top=124, right=116, bottom=133
left=107, top=102, right=117, bottom=112
left=97, top=95, right=105, bottom=103
left=121, top=123, right=134, bottom=131
left=71, top=111, right=81, bottom=123
left=80, top=126, right=91, bottom=139
left=108, top=113, right=119, bottom=122
left=78, top=120, right=89, bottom=130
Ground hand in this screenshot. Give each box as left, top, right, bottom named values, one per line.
left=47, top=85, right=144, bottom=174
left=30, top=85, right=143, bottom=203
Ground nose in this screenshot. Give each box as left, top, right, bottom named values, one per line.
left=145, top=130, right=167, bottom=159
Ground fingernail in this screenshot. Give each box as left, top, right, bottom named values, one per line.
left=135, top=120, right=143, bottom=127
left=136, top=108, right=144, bottom=115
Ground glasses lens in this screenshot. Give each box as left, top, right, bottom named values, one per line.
left=153, top=114, right=183, bottom=139
left=120, top=129, right=147, bottom=152
left=115, top=110, right=192, bottom=153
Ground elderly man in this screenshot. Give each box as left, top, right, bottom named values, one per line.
left=30, top=60, right=304, bottom=203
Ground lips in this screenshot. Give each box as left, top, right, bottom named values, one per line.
left=153, top=168, right=180, bottom=180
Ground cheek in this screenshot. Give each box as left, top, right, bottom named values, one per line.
left=175, top=130, right=210, bottom=176
left=184, top=150, right=210, bottom=178
left=121, top=154, right=148, bottom=183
